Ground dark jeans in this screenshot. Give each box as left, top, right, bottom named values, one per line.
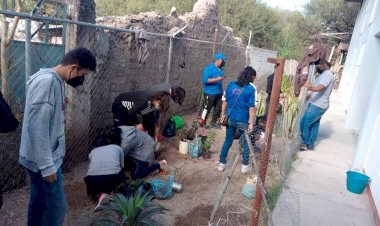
left=300, top=103, right=326, bottom=148
left=142, top=110, right=160, bottom=137
left=84, top=170, right=126, bottom=198
left=130, top=159, right=160, bottom=180
left=201, top=93, right=222, bottom=123
left=0, top=184, right=3, bottom=209
left=27, top=168, right=67, bottom=226
left=219, top=118, right=250, bottom=165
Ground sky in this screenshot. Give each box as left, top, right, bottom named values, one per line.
left=260, top=0, right=310, bottom=12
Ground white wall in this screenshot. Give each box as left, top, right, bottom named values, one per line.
left=340, top=0, right=380, bottom=217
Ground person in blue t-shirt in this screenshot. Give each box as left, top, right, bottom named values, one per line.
left=217, top=66, right=257, bottom=173
left=200, top=53, right=227, bottom=128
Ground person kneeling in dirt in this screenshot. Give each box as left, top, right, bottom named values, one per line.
left=118, top=125, right=167, bottom=180
left=84, top=128, right=126, bottom=200
left=112, top=91, right=171, bottom=140
left=250, top=116, right=267, bottom=152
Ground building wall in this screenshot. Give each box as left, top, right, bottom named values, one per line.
left=339, top=0, right=380, bottom=215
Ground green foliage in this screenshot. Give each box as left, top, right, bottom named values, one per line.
left=92, top=186, right=168, bottom=226
left=305, top=0, right=360, bottom=33
left=268, top=183, right=283, bottom=210
left=217, top=0, right=282, bottom=48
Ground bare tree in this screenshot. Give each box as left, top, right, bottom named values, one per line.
left=1, top=0, right=24, bottom=100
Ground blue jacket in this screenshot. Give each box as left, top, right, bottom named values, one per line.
left=224, top=81, right=256, bottom=123
left=19, top=68, right=66, bottom=177
left=202, top=63, right=224, bottom=95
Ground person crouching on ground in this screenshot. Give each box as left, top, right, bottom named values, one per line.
left=84, top=128, right=126, bottom=200
left=112, top=91, right=171, bottom=139
left=218, top=66, right=257, bottom=173
left=144, top=84, right=186, bottom=139
left=118, top=125, right=167, bottom=179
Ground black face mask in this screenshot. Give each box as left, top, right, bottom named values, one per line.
left=67, top=75, right=85, bottom=88
left=219, top=60, right=225, bottom=68
left=316, top=67, right=324, bottom=74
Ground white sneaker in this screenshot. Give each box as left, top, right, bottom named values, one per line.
left=241, top=164, right=250, bottom=174
left=217, top=163, right=226, bottom=172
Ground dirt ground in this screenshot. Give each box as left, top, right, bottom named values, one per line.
left=0, top=113, right=288, bottom=226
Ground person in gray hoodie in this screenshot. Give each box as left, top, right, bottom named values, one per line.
left=19, top=48, right=96, bottom=226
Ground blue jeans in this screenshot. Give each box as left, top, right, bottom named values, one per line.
left=130, top=159, right=160, bottom=180
left=300, top=103, right=326, bottom=148
left=28, top=168, right=67, bottom=226
left=219, top=118, right=250, bottom=165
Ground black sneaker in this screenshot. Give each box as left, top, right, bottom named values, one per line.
left=209, top=122, right=221, bottom=129
left=307, top=145, right=315, bottom=151
left=300, top=144, right=308, bottom=151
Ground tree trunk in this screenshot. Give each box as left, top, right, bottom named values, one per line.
left=1, top=16, right=9, bottom=100
left=0, top=0, right=23, bottom=101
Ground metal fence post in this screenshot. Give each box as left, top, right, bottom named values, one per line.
left=166, top=25, right=187, bottom=84
left=166, top=37, right=173, bottom=84
left=251, top=57, right=285, bottom=226
left=25, top=19, right=32, bottom=89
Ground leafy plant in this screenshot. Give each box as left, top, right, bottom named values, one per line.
left=92, top=186, right=168, bottom=226
left=177, top=123, right=197, bottom=141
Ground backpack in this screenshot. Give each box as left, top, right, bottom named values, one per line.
left=0, top=91, right=19, bottom=133
left=162, top=118, right=176, bottom=137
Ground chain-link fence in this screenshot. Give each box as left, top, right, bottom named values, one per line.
left=0, top=2, right=252, bottom=220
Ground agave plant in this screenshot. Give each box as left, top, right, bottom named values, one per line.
left=91, top=186, right=168, bottom=226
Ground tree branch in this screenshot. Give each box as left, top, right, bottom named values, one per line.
left=5, top=0, right=23, bottom=46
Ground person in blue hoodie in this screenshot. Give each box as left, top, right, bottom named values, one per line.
left=19, top=48, right=96, bottom=226
left=200, top=53, right=227, bottom=128
left=217, top=66, right=257, bottom=174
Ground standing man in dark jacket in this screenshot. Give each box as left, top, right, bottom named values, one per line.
left=0, top=90, right=19, bottom=209
left=200, top=53, right=227, bottom=128
left=19, top=48, right=96, bottom=226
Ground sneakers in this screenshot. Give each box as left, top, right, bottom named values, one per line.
left=95, top=193, right=111, bottom=211
left=241, top=164, right=250, bottom=174
left=159, top=160, right=167, bottom=175
left=300, top=144, right=315, bottom=151
left=209, top=122, right=221, bottom=129
left=300, top=144, right=308, bottom=151
left=217, top=163, right=226, bottom=172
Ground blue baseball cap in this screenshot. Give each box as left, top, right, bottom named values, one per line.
left=214, top=53, right=227, bottom=61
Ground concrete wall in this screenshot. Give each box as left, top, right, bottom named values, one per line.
left=339, top=0, right=380, bottom=217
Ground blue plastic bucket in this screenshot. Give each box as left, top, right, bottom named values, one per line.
left=346, top=171, right=370, bottom=194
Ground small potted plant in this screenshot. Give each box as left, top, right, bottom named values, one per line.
left=177, top=124, right=196, bottom=155
left=201, top=128, right=216, bottom=159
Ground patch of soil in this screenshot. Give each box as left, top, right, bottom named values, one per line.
left=0, top=113, right=289, bottom=226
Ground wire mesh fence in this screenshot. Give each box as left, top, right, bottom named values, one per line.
left=0, top=4, right=248, bottom=198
